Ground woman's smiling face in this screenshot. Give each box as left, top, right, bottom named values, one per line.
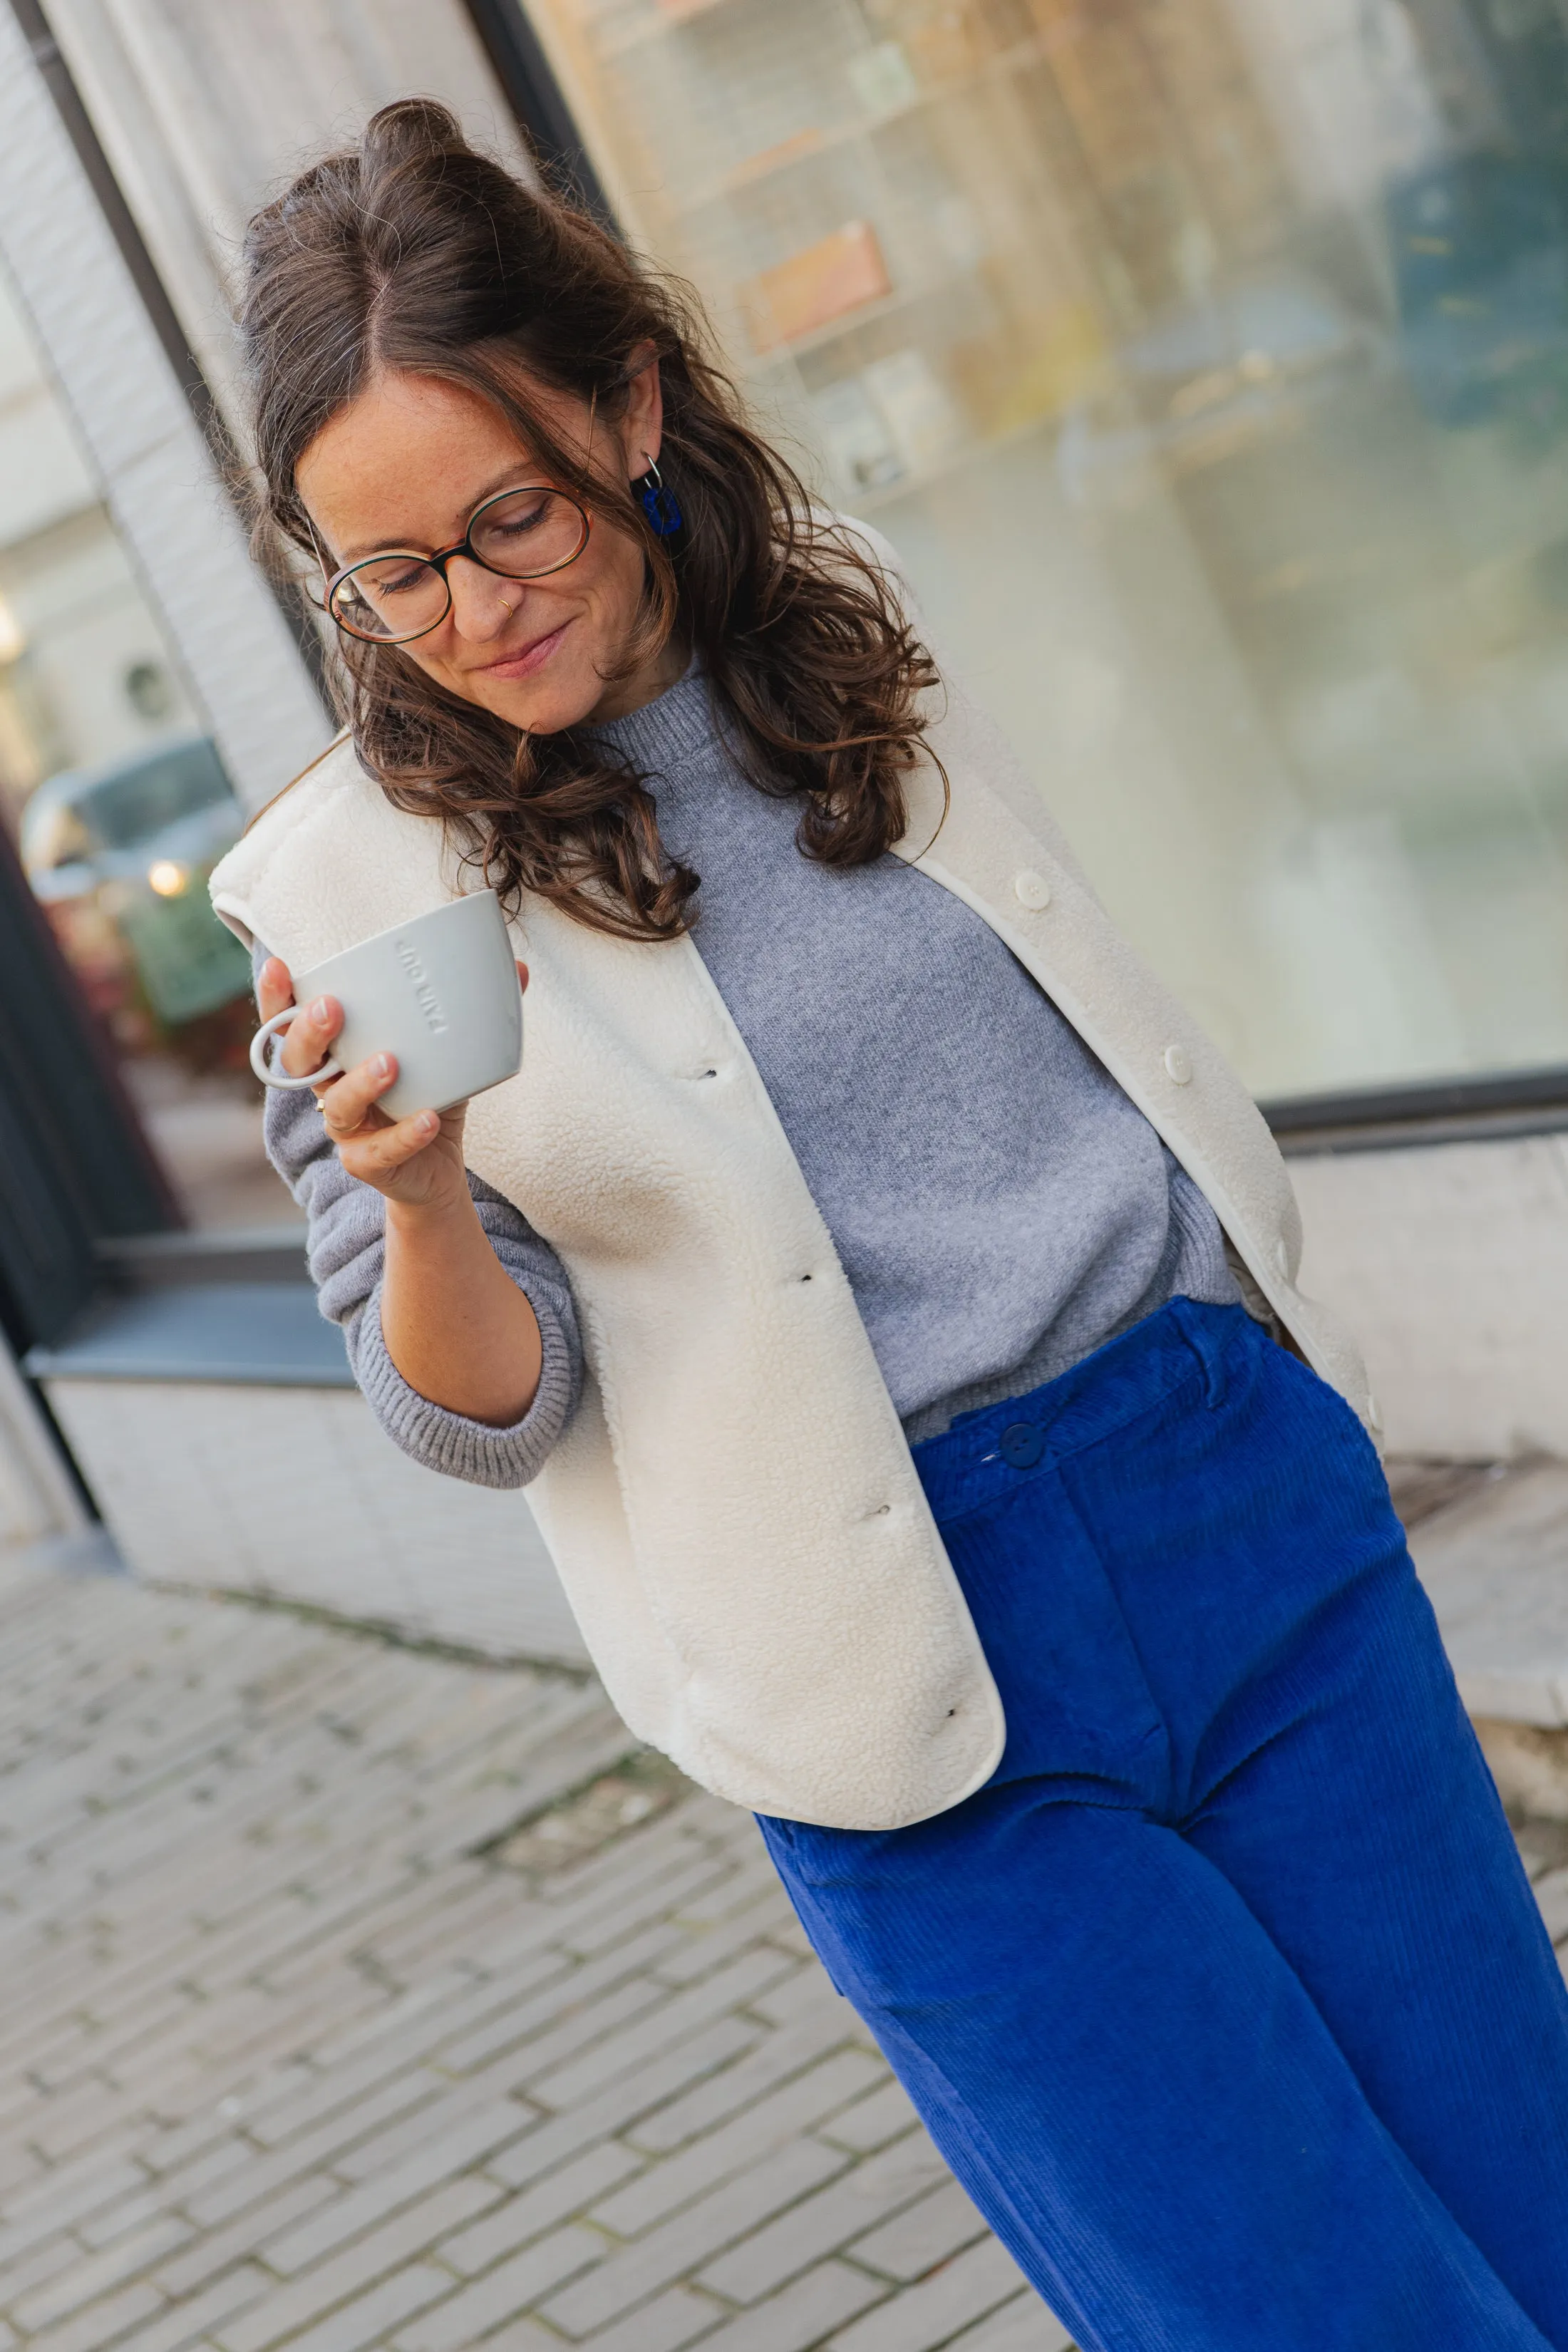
left=295, top=359, right=680, bottom=733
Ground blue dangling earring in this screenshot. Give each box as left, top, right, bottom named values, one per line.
left=638, top=458, right=684, bottom=537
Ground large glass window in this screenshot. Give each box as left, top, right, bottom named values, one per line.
left=522, top=0, right=1568, bottom=1100
left=0, top=263, right=289, bottom=1229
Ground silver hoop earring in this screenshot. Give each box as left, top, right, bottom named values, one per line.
left=637, top=458, right=684, bottom=537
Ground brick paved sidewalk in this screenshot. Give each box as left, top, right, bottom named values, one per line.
left=0, top=1548, right=1073, bottom=2352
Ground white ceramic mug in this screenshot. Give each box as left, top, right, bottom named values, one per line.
left=249, top=890, right=522, bottom=1118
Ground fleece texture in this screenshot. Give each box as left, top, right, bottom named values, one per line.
left=210, top=519, right=1369, bottom=1830
left=590, top=668, right=1239, bottom=1441
left=254, top=654, right=1242, bottom=1481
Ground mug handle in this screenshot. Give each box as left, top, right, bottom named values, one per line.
left=249, top=1006, right=345, bottom=1091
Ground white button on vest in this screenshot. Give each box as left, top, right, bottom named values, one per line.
left=1163, top=1043, right=1192, bottom=1085
left=1013, top=869, right=1051, bottom=911
left=1274, top=1239, right=1291, bottom=1279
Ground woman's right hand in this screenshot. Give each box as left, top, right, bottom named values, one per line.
left=257, top=956, right=544, bottom=1423
left=256, top=956, right=477, bottom=1216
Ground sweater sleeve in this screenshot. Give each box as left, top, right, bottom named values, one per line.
left=255, top=950, right=582, bottom=1488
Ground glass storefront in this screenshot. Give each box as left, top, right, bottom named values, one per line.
left=522, top=0, right=1568, bottom=1101
left=0, top=262, right=289, bottom=1230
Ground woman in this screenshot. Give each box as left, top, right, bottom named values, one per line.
left=215, top=100, right=1568, bottom=2349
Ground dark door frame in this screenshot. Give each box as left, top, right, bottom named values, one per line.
left=6, top=0, right=336, bottom=710
left=460, top=0, right=617, bottom=228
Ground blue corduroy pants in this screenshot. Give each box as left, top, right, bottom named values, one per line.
left=759, top=1299, right=1568, bottom=2350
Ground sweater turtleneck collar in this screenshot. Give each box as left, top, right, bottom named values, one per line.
left=585, top=659, right=714, bottom=775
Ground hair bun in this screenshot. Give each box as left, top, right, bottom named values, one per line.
left=361, top=98, right=468, bottom=170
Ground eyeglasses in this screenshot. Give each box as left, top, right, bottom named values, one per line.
left=324, top=485, right=592, bottom=645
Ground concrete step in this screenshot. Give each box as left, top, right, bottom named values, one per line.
left=1405, top=1459, right=1568, bottom=1730
left=1400, top=1456, right=1568, bottom=1820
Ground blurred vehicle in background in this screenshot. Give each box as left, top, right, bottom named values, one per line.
left=20, top=733, right=254, bottom=1068
left=1391, top=154, right=1568, bottom=445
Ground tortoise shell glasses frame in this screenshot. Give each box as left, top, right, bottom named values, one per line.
left=317, top=482, right=594, bottom=645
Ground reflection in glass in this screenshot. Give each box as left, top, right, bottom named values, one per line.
left=21, top=736, right=252, bottom=1035
left=525, top=0, right=1568, bottom=1098
left=0, top=264, right=289, bottom=1228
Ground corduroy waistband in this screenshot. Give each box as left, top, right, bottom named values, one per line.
left=910, top=1296, right=1252, bottom=1526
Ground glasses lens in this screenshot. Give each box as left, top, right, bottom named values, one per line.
left=470, top=489, right=588, bottom=579
left=331, top=555, right=448, bottom=643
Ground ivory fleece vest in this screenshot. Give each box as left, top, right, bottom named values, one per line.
left=211, top=544, right=1370, bottom=1832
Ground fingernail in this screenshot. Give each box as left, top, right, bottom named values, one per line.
left=415, top=1110, right=438, bottom=1135
left=373, top=1053, right=393, bottom=1079
left=309, top=996, right=331, bottom=1024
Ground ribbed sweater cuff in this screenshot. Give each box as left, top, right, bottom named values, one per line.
left=351, top=1281, right=575, bottom=1490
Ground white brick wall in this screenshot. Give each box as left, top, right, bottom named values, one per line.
left=41, top=0, right=537, bottom=446
left=41, top=1375, right=590, bottom=1666
left=0, top=11, right=330, bottom=813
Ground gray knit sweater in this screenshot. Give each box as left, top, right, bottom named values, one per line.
left=262, top=669, right=1237, bottom=1485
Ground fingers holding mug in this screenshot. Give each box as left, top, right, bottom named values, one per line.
left=327, top=1079, right=469, bottom=1213
left=283, top=993, right=344, bottom=1080
left=249, top=982, right=347, bottom=1093
left=256, top=956, right=294, bottom=1025
left=251, top=896, right=525, bottom=1118
left=315, top=1050, right=400, bottom=1145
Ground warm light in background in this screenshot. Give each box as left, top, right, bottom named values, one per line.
left=0, top=595, right=25, bottom=665
left=147, top=859, right=189, bottom=897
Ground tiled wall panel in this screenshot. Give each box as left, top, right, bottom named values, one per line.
left=42, top=1376, right=592, bottom=1668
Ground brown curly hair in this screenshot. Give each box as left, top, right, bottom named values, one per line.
left=239, top=98, right=944, bottom=943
